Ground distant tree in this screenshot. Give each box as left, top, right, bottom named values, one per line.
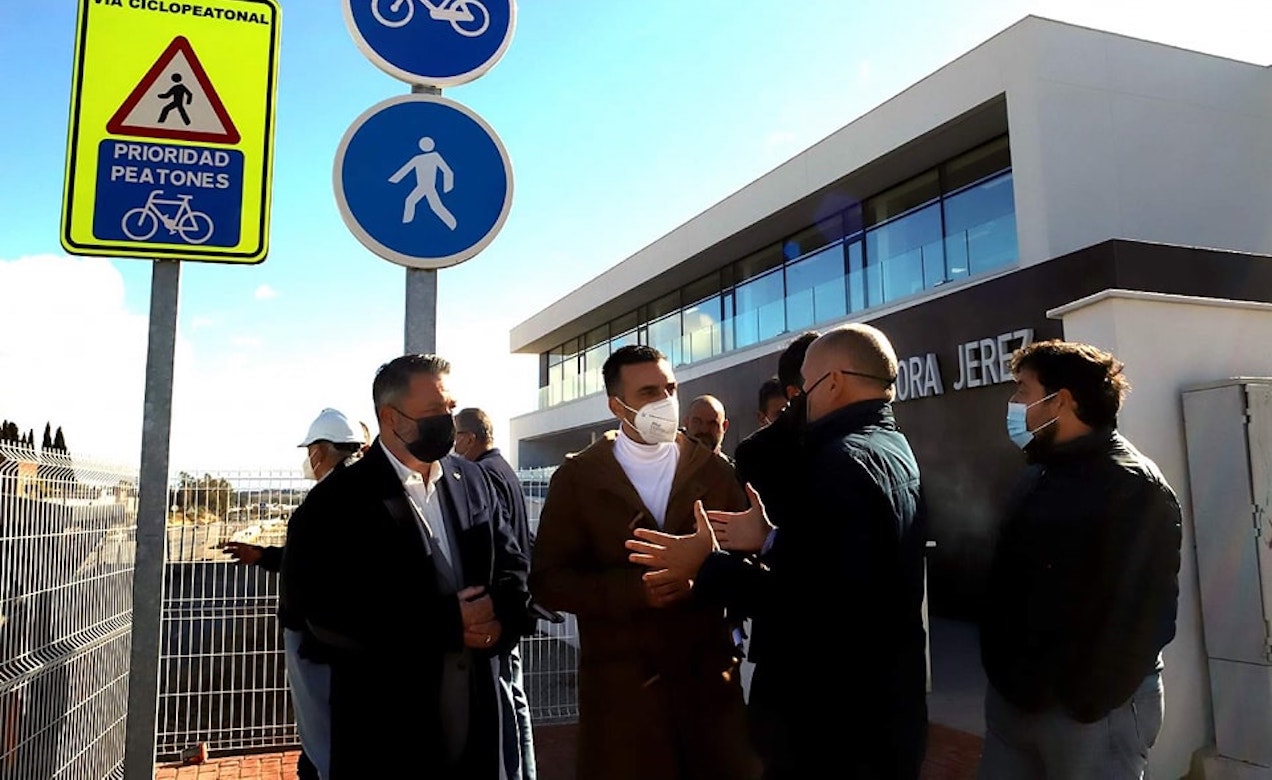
left=42, top=423, right=53, bottom=450
left=173, top=472, right=234, bottom=520
left=53, top=427, right=67, bottom=452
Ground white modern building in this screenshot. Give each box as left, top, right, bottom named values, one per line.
left=510, top=16, right=1272, bottom=778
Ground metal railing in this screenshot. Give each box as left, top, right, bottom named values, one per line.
left=0, top=444, right=138, bottom=780
left=154, top=465, right=576, bottom=759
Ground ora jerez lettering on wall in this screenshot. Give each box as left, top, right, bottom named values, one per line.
left=894, top=329, right=1035, bottom=402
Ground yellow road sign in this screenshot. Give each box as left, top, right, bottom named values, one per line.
left=61, top=0, right=281, bottom=264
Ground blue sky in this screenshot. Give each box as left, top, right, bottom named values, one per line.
left=1, top=0, right=1267, bottom=469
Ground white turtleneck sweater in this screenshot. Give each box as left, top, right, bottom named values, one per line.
left=612, top=428, right=679, bottom=528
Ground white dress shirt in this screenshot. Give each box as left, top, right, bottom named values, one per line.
left=380, top=441, right=452, bottom=568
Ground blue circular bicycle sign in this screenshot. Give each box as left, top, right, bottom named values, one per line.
left=343, top=0, right=516, bottom=87
left=333, top=94, right=513, bottom=269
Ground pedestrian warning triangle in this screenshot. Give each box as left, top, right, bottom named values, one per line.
left=106, top=36, right=240, bottom=145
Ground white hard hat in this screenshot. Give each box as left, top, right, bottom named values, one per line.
left=299, top=408, right=364, bottom=447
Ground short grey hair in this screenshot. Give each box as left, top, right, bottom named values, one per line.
left=455, top=407, right=494, bottom=445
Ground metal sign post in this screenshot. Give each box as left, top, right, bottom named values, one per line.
left=123, top=260, right=181, bottom=779
left=337, top=0, right=517, bottom=354
left=59, top=1, right=282, bottom=774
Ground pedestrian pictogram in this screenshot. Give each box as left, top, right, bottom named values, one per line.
left=107, top=36, right=241, bottom=145
left=334, top=94, right=513, bottom=269
left=390, top=136, right=457, bottom=229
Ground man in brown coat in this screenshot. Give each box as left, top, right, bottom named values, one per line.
left=530, top=345, right=760, bottom=780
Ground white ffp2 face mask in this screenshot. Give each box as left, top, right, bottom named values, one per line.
left=620, top=396, right=680, bottom=444
left=302, top=454, right=318, bottom=481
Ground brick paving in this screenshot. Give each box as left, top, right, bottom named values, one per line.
left=155, top=723, right=983, bottom=779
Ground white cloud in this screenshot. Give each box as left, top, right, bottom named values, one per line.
left=0, top=255, right=154, bottom=465
left=253, top=284, right=278, bottom=300
left=190, top=316, right=215, bottom=330
left=230, top=335, right=263, bottom=349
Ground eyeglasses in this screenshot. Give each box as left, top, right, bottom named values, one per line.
left=801, top=369, right=895, bottom=395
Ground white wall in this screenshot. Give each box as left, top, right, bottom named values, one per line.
left=1014, top=23, right=1272, bottom=267
left=1051, top=290, right=1272, bottom=779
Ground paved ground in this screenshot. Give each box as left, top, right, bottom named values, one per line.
left=156, top=619, right=988, bottom=779
left=155, top=722, right=982, bottom=779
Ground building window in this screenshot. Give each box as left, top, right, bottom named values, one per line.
left=866, top=202, right=943, bottom=302
left=733, top=267, right=785, bottom=349
left=786, top=241, right=846, bottom=331
left=943, top=171, right=1016, bottom=278
left=647, top=311, right=683, bottom=366
left=683, top=294, right=723, bottom=364
left=536, top=137, right=1017, bottom=409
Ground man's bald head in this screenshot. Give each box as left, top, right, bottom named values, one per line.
left=801, top=324, right=899, bottom=421
left=684, top=394, right=729, bottom=452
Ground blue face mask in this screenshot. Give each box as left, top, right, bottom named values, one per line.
left=1006, top=392, right=1059, bottom=449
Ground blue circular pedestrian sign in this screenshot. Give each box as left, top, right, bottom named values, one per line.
left=343, top=0, right=516, bottom=87
left=334, top=94, right=513, bottom=269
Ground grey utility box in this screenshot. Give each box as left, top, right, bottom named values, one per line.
left=1182, top=378, right=1272, bottom=768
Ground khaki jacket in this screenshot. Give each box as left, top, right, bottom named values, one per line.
left=530, top=430, right=759, bottom=780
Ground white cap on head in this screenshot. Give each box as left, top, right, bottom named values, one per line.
left=298, top=408, right=364, bottom=447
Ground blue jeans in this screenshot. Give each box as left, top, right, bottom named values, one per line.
left=979, top=672, right=1164, bottom=779
left=499, top=645, right=536, bottom=780
left=284, top=628, right=332, bottom=780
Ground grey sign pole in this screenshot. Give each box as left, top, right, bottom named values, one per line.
left=122, top=259, right=181, bottom=779
left=404, top=82, right=442, bottom=355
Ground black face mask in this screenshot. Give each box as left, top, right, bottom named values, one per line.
left=393, top=408, right=456, bottom=463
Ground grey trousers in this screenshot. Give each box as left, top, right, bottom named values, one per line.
left=499, top=645, right=537, bottom=780
left=979, top=672, right=1164, bottom=779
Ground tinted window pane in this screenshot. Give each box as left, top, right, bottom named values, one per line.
left=786, top=242, right=846, bottom=331
left=865, top=203, right=942, bottom=302
left=735, top=245, right=783, bottom=285
left=611, top=310, right=638, bottom=336
left=683, top=295, right=722, bottom=363
left=582, top=341, right=609, bottom=395
left=648, top=312, right=683, bottom=365
left=646, top=291, right=680, bottom=321
left=684, top=272, right=722, bottom=306
left=943, top=136, right=1011, bottom=192
left=561, top=352, right=580, bottom=403
left=944, top=171, right=1017, bottom=277
left=734, top=269, right=784, bottom=348
left=782, top=216, right=842, bottom=262
left=846, top=241, right=867, bottom=312
left=865, top=171, right=940, bottom=226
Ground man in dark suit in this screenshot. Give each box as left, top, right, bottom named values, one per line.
left=282, top=354, right=531, bottom=779
left=627, top=325, right=928, bottom=779
left=454, top=407, right=537, bottom=780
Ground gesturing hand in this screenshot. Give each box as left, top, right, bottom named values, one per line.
left=221, top=542, right=264, bottom=566
left=458, top=586, right=502, bottom=650
left=625, top=500, right=718, bottom=601
left=706, top=483, right=774, bottom=554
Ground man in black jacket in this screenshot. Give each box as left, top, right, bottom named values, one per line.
left=979, top=340, right=1182, bottom=778
left=222, top=407, right=367, bottom=780
left=626, top=324, right=928, bottom=779
left=454, top=407, right=537, bottom=780
left=281, top=355, right=531, bottom=779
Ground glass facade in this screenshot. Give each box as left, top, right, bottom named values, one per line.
left=538, top=137, right=1018, bottom=408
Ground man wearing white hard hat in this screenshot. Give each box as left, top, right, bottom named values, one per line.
left=222, top=407, right=367, bottom=780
